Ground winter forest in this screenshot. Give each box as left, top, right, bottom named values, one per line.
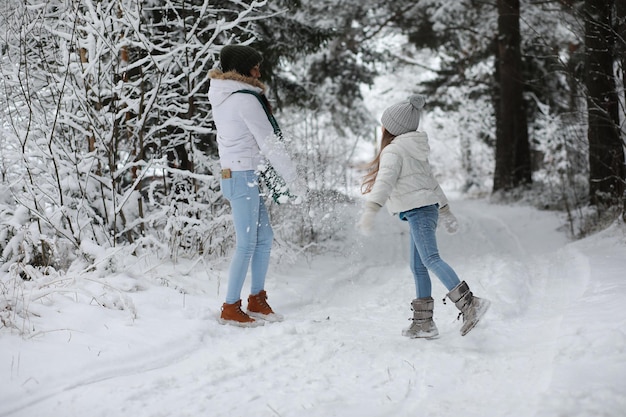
left=2, top=0, right=626, bottom=416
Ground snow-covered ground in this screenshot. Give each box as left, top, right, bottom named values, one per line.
left=2, top=198, right=625, bottom=417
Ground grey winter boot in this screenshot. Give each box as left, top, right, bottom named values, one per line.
left=447, top=281, right=490, bottom=336
left=402, top=297, right=439, bottom=339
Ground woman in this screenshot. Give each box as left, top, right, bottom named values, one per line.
left=208, top=44, right=303, bottom=327
left=358, top=94, right=490, bottom=338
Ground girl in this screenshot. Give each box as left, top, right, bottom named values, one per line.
left=208, top=45, right=304, bottom=327
left=358, top=95, right=490, bottom=337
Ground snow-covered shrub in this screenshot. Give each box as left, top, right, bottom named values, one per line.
left=135, top=165, right=234, bottom=260
left=0, top=0, right=273, bottom=270
left=526, top=98, right=597, bottom=236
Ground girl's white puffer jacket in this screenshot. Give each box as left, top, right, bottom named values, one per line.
left=367, top=131, right=448, bottom=215
left=208, top=69, right=296, bottom=183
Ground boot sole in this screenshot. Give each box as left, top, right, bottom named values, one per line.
left=217, top=317, right=264, bottom=328
left=403, top=332, right=440, bottom=340
left=247, top=311, right=284, bottom=322
left=402, top=329, right=440, bottom=339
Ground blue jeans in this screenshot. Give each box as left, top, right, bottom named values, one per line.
left=400, top=204, right=461, bottom=298
left=220, top=170, right=274, bottom=304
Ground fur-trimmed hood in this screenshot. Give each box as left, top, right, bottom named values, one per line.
left=208, top=68, right=267, bottom=107
left=208, top=68, right=266, bottom=91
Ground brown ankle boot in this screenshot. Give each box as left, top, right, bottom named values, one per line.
left=247, top=290, right=284, bottom=322
left=219, top=300, right=263, bottom=327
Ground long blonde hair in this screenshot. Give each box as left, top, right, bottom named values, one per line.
left=361, top=128, right=397, bottom=194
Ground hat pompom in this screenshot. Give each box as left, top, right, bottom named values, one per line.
left=409, top=94, right=426, bottom=110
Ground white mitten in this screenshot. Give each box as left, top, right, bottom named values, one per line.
left=439, top=204, right=459, bottom=234
left=357, top=202, right=381, bottom=235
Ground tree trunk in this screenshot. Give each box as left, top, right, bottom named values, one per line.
left=614, top=0, right=626, bottom=217
left=584, top=0, right=625, bottom=206
left=493, top=0, right=531, bottom=192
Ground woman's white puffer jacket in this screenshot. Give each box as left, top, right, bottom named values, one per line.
left=208, top=69, right=296, bottom=183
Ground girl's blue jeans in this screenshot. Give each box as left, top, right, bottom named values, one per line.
left=400, top=204, right=461, bottom=298
left=220, top=170, right=273, bottom=304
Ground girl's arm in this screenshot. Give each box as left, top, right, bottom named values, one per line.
left=367, top=151, right=402, bottom=207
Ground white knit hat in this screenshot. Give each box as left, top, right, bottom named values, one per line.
left=380, top=95, right=426, bottom=136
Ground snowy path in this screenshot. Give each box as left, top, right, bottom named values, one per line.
left=2, top=199, right=625, bottom=417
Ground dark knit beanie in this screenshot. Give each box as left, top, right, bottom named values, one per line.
left=381, top=95, right=426, bottom=136
left=219, top=45, right=263, bottom=75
